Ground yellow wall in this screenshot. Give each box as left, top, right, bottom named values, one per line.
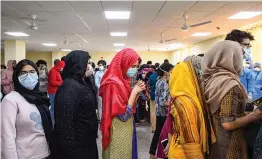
left=171, top=25, right=262, bottom=64
left=90, top=51, right=171, bottom=65
left=170, top=36, right=225, bottom=64
left=1, top=50, right=171, bottom=68
left=247, top=26, right=262, bottom=63
left=26, top=52, right=53, bottom=69
left=1, top=52, right=4, bottom=65
left=51, top=51, right=69, bottom=67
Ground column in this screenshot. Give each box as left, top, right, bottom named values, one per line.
left=4, top=40, right=26, bottom=64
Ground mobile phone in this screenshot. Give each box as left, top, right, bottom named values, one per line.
left=161, top=138, right=168, bottom=148
left=252, top=97, right=262, bottom=106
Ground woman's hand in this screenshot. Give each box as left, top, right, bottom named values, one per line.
left=164, top=141, right=170, bottom=157
left=129, top=80, right=146, bottom=107
left=132, top=80, right=146, bottom=94
left=251, top=108, right=262, bottom=122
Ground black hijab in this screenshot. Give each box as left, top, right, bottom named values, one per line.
left=13, top=59, right=53, bottom=154
left=62, top=50, right=89, bottom=79
left=62, top=50, right=97, bottom=97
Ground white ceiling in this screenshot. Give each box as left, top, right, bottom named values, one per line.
left=1, top=1, right=262, bottom=53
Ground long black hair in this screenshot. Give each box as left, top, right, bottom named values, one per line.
left=157, top=62, right=174, bottom=77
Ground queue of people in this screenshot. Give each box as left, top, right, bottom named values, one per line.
left=1, top=28, right=262, bottom=159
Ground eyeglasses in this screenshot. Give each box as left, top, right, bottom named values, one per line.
left=240, top=43, right=252, bottom=48
left=19, top=70, right=37, bottom=76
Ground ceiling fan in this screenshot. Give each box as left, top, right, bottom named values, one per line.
left=23, top=15, right=45, bottom=31
left=63, top=34, right=81, bottom=44
left=171, top=14, right=212, bottom=31
left=159, top=34, right=177, bottom=43
left=147, top=44, right=150, bottom=51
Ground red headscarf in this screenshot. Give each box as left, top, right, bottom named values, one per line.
left=99, top=48, right=140, bottom=150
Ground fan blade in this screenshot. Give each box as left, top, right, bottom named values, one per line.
left=170, top=26, right=181, bottom=29
left=190, top=21, right=212, bottom=28
left=160, top=34, right=163, bottom=40
left=19, top=17, right=45, bottom=22
left=68, top=41, right=81, bottom=44
left=165, top=38, right=176, bottom=42
left=24, top=20, right=31, bottom=26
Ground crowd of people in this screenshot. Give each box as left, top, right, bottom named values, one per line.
left=1, top=29, right=262, bottom=159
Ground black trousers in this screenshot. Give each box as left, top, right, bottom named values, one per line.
left=138, top=102, right=146, bottom=120
left=149, top=116, right=166, bottom=155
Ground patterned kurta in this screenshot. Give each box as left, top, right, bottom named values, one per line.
left=208, top=86, right=247, bottom=159
left=155, top=79, right=170, bottom=117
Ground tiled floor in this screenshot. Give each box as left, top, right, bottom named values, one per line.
left=97, top=122, right=153, bottom=159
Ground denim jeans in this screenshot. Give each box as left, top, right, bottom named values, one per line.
left=48, top=93, right=55, bottom=127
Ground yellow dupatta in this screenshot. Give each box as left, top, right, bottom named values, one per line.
left=168, top=62, right=214, bottom=159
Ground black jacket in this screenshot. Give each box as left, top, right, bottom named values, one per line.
left=53, top=51, right=98, bottom=159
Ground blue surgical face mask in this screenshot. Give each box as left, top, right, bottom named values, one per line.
left=18, top=73, right=39, bottom=90
left=239, top=68, right=244, bottom=76
left=127, top=68, right=138, bottom=77
left=243, top=48, right=252, bottom=60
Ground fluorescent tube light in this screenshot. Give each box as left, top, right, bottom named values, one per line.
left=61, top=49, right=72, bottom=52
left=5, top=32, right=29, bottom=37
left=110, top=32, right=127, bottom=36
left=192, top=32, right=212, bottom=37
left=113, top=43, right=125, bottom=47
left=105, top=11, right=130, bottom=19
left=42, top=43, right=57, bottom=47
left=228, top=12, right=262, bottom=19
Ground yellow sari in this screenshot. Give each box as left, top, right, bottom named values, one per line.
left=168, top=62, right=215, bottom=159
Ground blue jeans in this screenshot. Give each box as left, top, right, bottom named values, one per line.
left=49, top=93, right=55, bottom=127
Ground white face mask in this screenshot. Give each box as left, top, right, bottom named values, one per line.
left=18, top=73, right=39, bottom=90
left=85, top=64, right=94, bottom=77
left=99, top=66, right=104, bottom=71
left=245, top=64, right=250, bottom=69
left=254, top=68, right=260, bottom=72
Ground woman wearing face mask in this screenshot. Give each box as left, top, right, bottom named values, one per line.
left=1, top=59, right=52, bottom=159
left=252, top=63, right=262, bottom=101
left=1, top=64, right=7, bottom=100
left=1, top=60, right=16, bottom=96
left=136, top=68, right=155, bottom=123
left=95, top=60, right=107, bottom=120
left=95, top=60, right=107, bottom=88
left=149, top=62, right=174, bottom=159
left=48, top=60, right=65, bottom=127
left=36, top=60, right=49, bottom=96
left=202, top=41, right=262, bottom=159
left=53, top=50, right=98, bottom=159
left=100, top=48, right=145, bottom=159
